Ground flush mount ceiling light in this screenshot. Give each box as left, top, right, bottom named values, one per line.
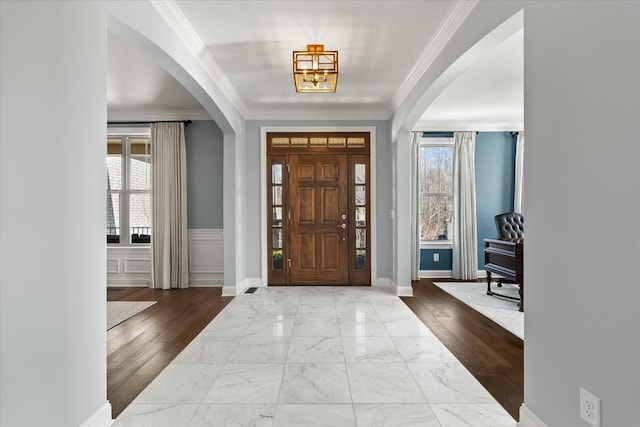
left=292, top=44, right=338, bottom=93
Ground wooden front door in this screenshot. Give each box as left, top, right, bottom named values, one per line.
left=289, top=154, right=348, bottom=285
left=267, top=132, right=371, bottom=286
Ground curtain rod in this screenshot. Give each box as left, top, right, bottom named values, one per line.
left=107, top=120, right=192, bottom=127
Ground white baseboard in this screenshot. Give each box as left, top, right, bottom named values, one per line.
left=246, top=277, right=264, bottom=287
left=107, top=279, right=150, bottom=288
left=518, top=404, right=548, bottom=427
left=377, top=278, right=413, bottom=297
left=395, top=283, right=413, bottom=296
left=79, top=402, right=113, bottom=427
left=372, top=277, right=389, bottom=287
left=418, top=270, right=501, bottom=281
left=222, top=277, right=262, bottom=296
left=420, top=270, right=452, bottom=278
left=189, top=271, right=223, bottom=287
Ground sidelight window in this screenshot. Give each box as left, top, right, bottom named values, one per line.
left=271, top=163, right=284, bottom=269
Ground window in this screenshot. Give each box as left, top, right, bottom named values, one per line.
left=419, top=138, right=454, bottom=244
left=107, top=131, right=151, bottom=245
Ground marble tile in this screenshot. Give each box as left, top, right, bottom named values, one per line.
left=134, top=364, right=223, bottom=404
left=273, top=404, right=356, bottom=427
left=338, top=317, right=389, bottom=337
left=256, top=302, right=299, bottom=317
left=296, top=301, right=338, bottom=318
left=382, top=318, right=435, bottom=337
left=188, top=404, right=275, bottom=427
left=244, top=316, right=295, bottom=337
left=372, top=301, right=419, bottom=319
left=299, top=287, right=336, bottom=297
left=200, top=317, right=253, bottom=337
left=227, top=336, right=290, bottom=364
left=366, top=289, right=402, bottom=303
left=298, top=295, right=335, bottom=304
left=292, top=317, right=340, bottom=336
left=334, top=300, right=377, bottom=316
left=347, top=362, right=426, bottom=403
left=203, top=364, right=283, bottom=404
left=392, top=336, right=458, bottom=363
left=278, top=363, right=351, bottom=403
left=407, top=363, right=495, bottom=404
left=334, top=292, right=373, bottom=304
left=173, top=336, right=238, bottom=364
left=287, top=336, right=345, bottom=363
left=341, top=336, right=404, bottom=363
left=259, top=294, right=300, bottom=306
left=431, top=403, right=516, bottom=426
left=354, top=403, right=442, bottom=427
left=115, top=286, right=512, bottom=427
left=112, top=403, right=199, bottom=427
left=216, top=301, right=262, bottom=319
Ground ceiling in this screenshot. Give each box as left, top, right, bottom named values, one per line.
left=107, top=1, right=523, bottom=129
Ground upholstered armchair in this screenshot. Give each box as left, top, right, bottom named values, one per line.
left=494, top=212, right=524, bottom=239
left=488, top=212, right=524, bottom=299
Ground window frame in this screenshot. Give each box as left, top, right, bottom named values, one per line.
left=419, top=137, right=455, bottom=248
left=107, top=127, right=151, bottom=247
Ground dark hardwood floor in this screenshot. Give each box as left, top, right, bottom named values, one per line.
left=107, top=280, right=523, bottom=421
left=107, top=287, right=233, bottom=418
left=402, top=278, right=523, bottom=421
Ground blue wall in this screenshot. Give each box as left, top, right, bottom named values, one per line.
left=419, top=131, right=516, bottom=271
left=185, top=120, right=224, bottom=229
left=420, top=248, right=453, bottom=270
left=474, top=132, right=516, bottom=265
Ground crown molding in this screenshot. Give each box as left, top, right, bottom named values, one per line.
left=391, top=0, right=479, bottom=112
left=413, top=120, right=523, bottom=132
left=150, top=0, right=248, bottom=116
left=245, top=107, right=392, bottom=121
left=107, top=108, right=211, bottom=122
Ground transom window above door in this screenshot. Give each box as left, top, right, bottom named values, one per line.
left=266, top=132, right=370, bottom=286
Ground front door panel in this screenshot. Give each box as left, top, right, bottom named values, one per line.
left=289, top=154, right=348, bottom=284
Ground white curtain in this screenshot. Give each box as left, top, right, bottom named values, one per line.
left=409, top=132, right=422, bottom=281
left=514, top=132, right=524, bottom=214
left=452, top=131, right=478, bottom=280
left=151, top=122, right=189, bottom=289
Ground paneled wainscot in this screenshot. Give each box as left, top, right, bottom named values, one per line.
left=107, top=229, right=223, bottom=287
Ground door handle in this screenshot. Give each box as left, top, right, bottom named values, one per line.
left=337, top=223, right=347, bottom=229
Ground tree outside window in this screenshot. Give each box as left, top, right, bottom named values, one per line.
left=419, top=142, right=454, bottom=242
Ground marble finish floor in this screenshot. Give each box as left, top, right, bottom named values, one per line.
left=112, top=286, right=516, bottom=427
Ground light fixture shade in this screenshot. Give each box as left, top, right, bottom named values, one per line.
left=293, top=44, right=338, bottom=93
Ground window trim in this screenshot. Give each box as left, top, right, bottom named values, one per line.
left=107, top=127, right=151, bottom=247
left=419, top=136, right=454, bottom=248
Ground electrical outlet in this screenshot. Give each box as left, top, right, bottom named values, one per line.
left=580, top=387, right=601, bottom=427
left=433, top=253, right=439, bottom=262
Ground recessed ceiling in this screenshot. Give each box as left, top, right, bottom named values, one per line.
left=107, top=1, right=523, bottom=127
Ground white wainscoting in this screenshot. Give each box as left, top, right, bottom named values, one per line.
left=107, top=246, right=151, bottom=287
left=188, top=229, right=224, bottom=286
left=107, top=229, right=224, bottom=287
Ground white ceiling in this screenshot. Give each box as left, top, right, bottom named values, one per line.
left=107, top=1, right=523, bottom=129
left=416, top=29, right=523, bottom=130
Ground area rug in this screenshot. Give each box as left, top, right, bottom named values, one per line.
left=433, top=282, right=523, bottom=340
left=107, top=301, right=156, bottom=330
